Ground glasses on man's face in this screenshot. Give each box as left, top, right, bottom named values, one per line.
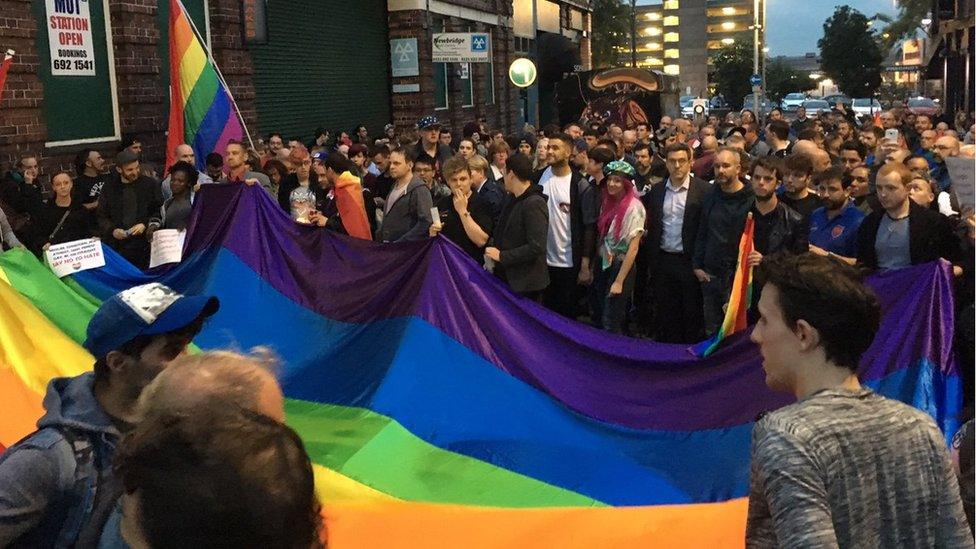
left=934, top=145, right=953, bottom=150
left=301, top=159, right=312, bottom=166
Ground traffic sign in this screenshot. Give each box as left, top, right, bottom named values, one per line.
left=750, top=74, right=762, bottom=87
left=509, top=58, right=537, bottom=88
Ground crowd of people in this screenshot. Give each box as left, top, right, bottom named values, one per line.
left=1, top=107, right=973, bottom=341
left=0, top=102, right=975, bottom=547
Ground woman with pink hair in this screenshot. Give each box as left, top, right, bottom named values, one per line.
left=593, top=160, right=645, bottom=333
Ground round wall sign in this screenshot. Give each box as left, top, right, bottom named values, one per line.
left=509, top=58, right=537, bottom=88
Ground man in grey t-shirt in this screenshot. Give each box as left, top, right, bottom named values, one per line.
left=746, top=253, right=972, bottom=548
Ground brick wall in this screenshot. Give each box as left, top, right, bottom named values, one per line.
left=0, top=0, right=255, bottom=186
left=206, top=0, right=257, bottom=142
left=0, top=0, right=52, bottom=173
left=388, top=8, right=520, bottom=138
left=110, top=0, right=166, bottom=162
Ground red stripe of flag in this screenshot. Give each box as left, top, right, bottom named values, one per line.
left=165, top=0, right=186, bottom=172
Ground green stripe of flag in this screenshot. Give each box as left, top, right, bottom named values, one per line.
left=182, top=62, right=220, bottom=143
left=287, top=399, right=604, bottom=508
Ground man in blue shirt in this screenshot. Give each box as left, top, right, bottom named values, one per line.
left=808, top=167, right=865, bottom=262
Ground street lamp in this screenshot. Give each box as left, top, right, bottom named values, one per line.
left=630, top=0, right=638, bottom=68
left=752, top=0, right=766, bottom=118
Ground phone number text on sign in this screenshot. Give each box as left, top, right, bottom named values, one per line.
left=46, top=0, right=96, bottom=76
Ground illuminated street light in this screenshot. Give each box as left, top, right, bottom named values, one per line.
left=722, top=21, right=735, bottom=30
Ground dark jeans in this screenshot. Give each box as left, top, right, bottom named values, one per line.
left=652, top=252, right=704, bottom=343
left=701, top=269, right=733, bottom=337
left=517, top=289, right=545, bottom=303
left=631, top=242, right=653, bottom=335
left=593, top=258, right=636, bottom=333
left=113, top=238, right=150, bottom=271
left=544, top=265, right=580, bottom=318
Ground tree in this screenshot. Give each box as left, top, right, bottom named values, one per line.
left=590, top=0, right=630, bottom=69
left=818, top=6, right=883, bottom=98
left=874, top=0, right=929, bottom=50
left=764, top=58, right=804, bottom=103
left=711, top=40, right=753, bottom=109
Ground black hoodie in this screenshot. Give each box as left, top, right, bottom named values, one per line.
left=492, top=184, right=550, bottom=293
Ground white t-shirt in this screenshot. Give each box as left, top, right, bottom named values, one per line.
left=540, top=167, right=574, bottom=268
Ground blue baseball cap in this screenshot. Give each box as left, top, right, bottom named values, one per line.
left=311, top=150, right=328, bottom=162
left=417, top=115, right=441, bottom=130
left=83, top=283, right=219, bottom=359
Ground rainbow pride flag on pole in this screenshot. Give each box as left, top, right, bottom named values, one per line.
left=0, top=186, right=963, bottom=547
left=693, top=212, right=755, bottom=357
left=165, top=0, right=246, bottom=170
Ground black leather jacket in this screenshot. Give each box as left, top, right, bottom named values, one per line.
left=754, top=201, right=809, bottom=256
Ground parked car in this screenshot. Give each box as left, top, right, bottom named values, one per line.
left=852, top=98, right=882, bottom=117
left=907, top=97, right=939, bottom=116
left=823, top=94, right=853, bottom=108
left=709, top=95, right=729, bottom=109
left=741, top=94, right=776, bottom=116
left=680, top=96, right=709, bottom=117
left=781, top=92, right=807, bottom=112
left=802, top=99, right=831, bottom=116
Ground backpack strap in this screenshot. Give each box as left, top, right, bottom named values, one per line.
left=53, top=427, right=99, bottom=549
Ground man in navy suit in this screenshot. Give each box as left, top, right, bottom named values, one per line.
left=645, top=142, right=712, bottom=343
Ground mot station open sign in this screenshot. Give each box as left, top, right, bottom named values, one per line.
left=46, top=0, right=96, bottom=76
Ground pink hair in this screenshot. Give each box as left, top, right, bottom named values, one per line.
left=597, top=176, right=638, bottom=241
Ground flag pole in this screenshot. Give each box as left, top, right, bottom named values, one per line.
left=173, top=0, right=255, bottom=150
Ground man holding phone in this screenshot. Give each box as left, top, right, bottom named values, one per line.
left=0, top=154, right=44, bottom=252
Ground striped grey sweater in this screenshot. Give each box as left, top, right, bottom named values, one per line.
left=746, top=388, right=973, bottom=548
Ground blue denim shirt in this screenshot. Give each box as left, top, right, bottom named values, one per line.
left=0, top=373, right=121, bottom=548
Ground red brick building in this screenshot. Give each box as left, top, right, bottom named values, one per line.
left=0, top=0, right=256, bottom=179
left=0, top=0, right=590, bottom=183
left=387, top=0, right=520, bottom=136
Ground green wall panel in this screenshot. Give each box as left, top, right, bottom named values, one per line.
left=34, top=0, right=116, bottom=143
left=250, top=1, right=391, bottom=142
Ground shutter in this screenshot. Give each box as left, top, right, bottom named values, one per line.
left=251, top=1, right=391, bottom=142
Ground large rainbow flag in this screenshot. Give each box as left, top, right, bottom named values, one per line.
left=693, top=212, right=755, bottom=357
left=165, top=0, right=244, bottom=170
left=0, top=185, right=963, bottom=547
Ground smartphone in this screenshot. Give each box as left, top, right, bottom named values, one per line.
left=884, top=129, right=899, bottom=143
